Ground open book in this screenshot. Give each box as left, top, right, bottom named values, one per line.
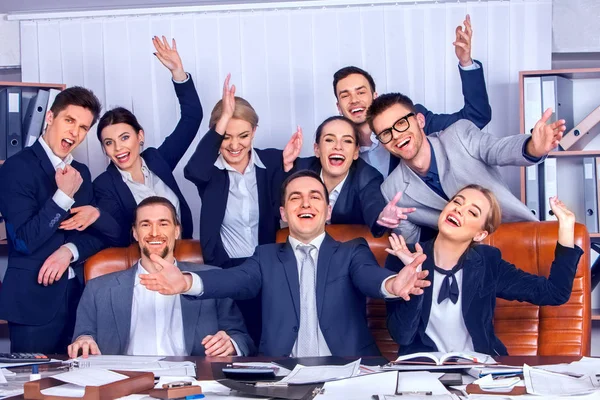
left=384, top=352, right=496, bottom=370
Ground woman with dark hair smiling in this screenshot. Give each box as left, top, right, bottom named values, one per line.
left=385, top=185, right=583, bottom=356
left=93, top=36, right=202, bottom=247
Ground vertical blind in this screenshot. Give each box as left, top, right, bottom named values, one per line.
left=19, top=0, right=552, bottom=238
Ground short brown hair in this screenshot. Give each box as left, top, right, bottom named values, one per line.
left=456, top=184, right=502, bottom=235
left=50, top=86, right=102, bottom=127
left=209, top=96, right=259, bottom=129
left=280, top=170, right=329, bottom=207
left=134, top=196, right=180, bottom=226
left=366, top=92, right=417, bottom=134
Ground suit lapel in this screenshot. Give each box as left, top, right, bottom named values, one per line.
left=461, top=248, right=484, bottom=317
left=111, top=267, right=136, bottom=353
left=330, top=168, right=353, bottom=221
left=315, top=235, right=337, bottom=318
left=278, top=242, right=301, bottom=322
left=428, top=137, right=460, bottom=199
left=181, top=295, right=201, bottom=355
left=32, top=141, right=58, bottom=182
left=107, top=163, right=138, bottom=214
left=255, top=166, right=271, bottom=245
left=421, top=241, right=435, bottom=328
left=401, top=162, right=447, bottom=211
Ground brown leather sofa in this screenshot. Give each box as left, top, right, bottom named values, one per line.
left=84, top=222, right=590, bottom=360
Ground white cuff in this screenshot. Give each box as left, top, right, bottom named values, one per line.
left=53, top=189, right=75, bottom=211
left=183, top=272, right=204, bottom=296
left=458, top=61, right=480, bottom=71
left=380, top=275, right=399, bottom=299
left=62, top=243, right=79, bottom=263
left=230, top=338, right=243, bottom=356
left=173, top=72, right=190, bottom=84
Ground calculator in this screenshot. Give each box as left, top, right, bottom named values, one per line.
left=0, top=353, right=51, bottom=363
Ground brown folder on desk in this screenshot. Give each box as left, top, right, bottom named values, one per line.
left=23, top=370, right=154, bottom=400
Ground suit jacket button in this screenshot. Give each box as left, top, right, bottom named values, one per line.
left=293, top=326, right=298, bottom=333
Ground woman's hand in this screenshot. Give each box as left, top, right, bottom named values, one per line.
left=283, top=126, right=303, bottom=172
left=59, top=206, right=100, bottom=231
left=215, top=74, right=236, bottom=135
left=385, top=232, right=424, bottom=267
left=550, top=196, right=576, bottom=248
left=152, top=36, right=187, bottom=82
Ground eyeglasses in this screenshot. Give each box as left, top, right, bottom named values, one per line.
left=375, top=112, right=415, bottom=144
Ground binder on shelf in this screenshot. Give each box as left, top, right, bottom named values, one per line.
left=541, top=75, right=574, bottom=135
left=524, top=76, right=542, bottom=135
left=0, top=89, right=7, bottom=159
left=22, top=89, right=50, bottom=147
left=560, top=105, right=600, bottom=151
left=583, top=158, right=598, bottom=233
left=42, top=89, right=61, bottom=132
left=1, top=87, right=24, bottom=159
left=596, top=157, right=600, bottom=233
left=525, top=165, right=540, bottom=218
left=541, top=158, right=558, bottom=221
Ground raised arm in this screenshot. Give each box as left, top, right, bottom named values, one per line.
left=153, top=36, right=203, bottom=170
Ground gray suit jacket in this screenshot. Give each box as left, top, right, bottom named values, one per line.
left=381, top=119, right=539, bottom=243
left=73, top=262, right=255, bottom=356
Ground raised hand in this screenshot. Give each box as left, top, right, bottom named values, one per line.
left=139, top=254, right=192, bottom=295
left=215, top=74, right=236, bottom=135
left=68, top=335, right=101, bottom=359
left=55, top=164, right=83, bottom=198
left=283, top=126, right=303, bottom=172
left=202, top=331, right=236, bottom=357
left=377, top=192, right=416, bottom=229
left=549, top=196, right=576, bottom=248
left=454, top=14, right=473, bottom=67
left=59, top=206, right=100, bottom=231
left=385, top=232, right=424, bottom=266
left=526, top=108, right=567, bottom=158
left=38, top=246, right=73, bottom=286
left=152, top=36, right=186, bottom=81
left=384, top=254, right=430, bottom=301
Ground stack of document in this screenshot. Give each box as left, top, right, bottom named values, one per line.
left=70, top=355, right=196, bottom=377
left=523, top=364, right=600, bottom=396
left=40, top=369, right=128, bottom=397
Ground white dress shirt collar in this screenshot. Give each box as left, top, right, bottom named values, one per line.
left=39, top=136, right=74, bottom=168
left=118, top=157, right=149, bottom=183
left=214, top=148, right=266, bottom=172
left=288, top=231, right=326, bottom=252
left=359, top=132, right=380, bottom=154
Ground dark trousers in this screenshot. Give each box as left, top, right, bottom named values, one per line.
left=222, top=257, right=262, bottom=349
left=9, top=278, right=82, bottom=354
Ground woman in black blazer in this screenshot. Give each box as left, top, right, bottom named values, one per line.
left=385, top=184, right=583, bottom=356
left=93, top=36, right=202, bottom=247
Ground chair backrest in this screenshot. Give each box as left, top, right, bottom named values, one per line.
left=84, top=240, right=203, bottom=283
left=277, top=222, right=591, bottom=359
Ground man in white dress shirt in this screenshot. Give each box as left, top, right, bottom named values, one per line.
left=68, top=196, right=254, bottom=358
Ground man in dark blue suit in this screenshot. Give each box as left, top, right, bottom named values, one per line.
left=0, top=87, right=109, bottom=353
left=139, top=170, right=430, bottom=357
left=333, top=15, right=491, bottom=179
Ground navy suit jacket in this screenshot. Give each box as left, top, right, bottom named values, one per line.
left=296, top=157, right=386, bottom=237
left=388, top=60, right=492, bottom=174
left=0, top=141, right=119, bottom=325
left=385, top=240, right=583, bottom=356
left=184, top=129, right=284, bottom=267
left=93, top=77, right=202, bottom=247
left=73, top=262, right=255, bottom=356
left=197, top=234, right=395, bottom=357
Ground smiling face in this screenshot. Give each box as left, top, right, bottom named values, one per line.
left=220, top=118, right=256, bottom=172
left=100, top=123, right=144, bottom=172
left=335, top=73, right=376, bottom=125
left=280, top=176, right=332, bottom=243
left=371, top=103, right=426, bottom=161
left=43, top=106, right=94, bottom=159
left=438, top=188, right=492, bottom=244
left=133, top=203, right=180, bottom=263
left=314, top=119, right=359, bottom=179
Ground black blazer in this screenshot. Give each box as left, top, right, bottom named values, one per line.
left=184, top=129, right=285, bottom=267
left=296, top=157, right=386, bottom=237
left=93, top=76, right=202, bottom=246
left=385, top=239, right=583, bottom=356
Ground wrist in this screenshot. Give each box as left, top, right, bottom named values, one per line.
left=459, top=58, right=473, bottom=67
left=172, top=69, right=187, bottom=82
left=215, top=118, right=230, bottom=136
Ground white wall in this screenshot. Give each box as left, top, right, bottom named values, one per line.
left=0, top=14, right=19, bottom=67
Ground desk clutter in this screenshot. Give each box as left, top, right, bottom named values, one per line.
left=0, top=354, right=599, bottom=399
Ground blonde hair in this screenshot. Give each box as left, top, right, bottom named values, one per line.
left=209, top=96, right=259, bottom=129
left=457, top=184, right=502, bottom=235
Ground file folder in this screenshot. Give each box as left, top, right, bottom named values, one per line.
left=524, top=76, right=542, bottom=135
left=22, top=89, right=50, bottom=147
left=42, top=89, right=61, bottom=132
left=541, top=158, right=558, bottom=221
left=560, top=105, right=600, bottom=151
left=0, top=89, right=7, bottom=159
left=525, top=165, right=540, bottom=218
left=541, top=75, right=574, bottom=134
left=5, top=87, right=23, bottom=159
left=583, top=157, right=598, bottom=233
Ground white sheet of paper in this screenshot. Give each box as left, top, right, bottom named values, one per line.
left=280, top=359, right=360, bottom=384
left=0, top=368, right=7, bottom=384
left=396, top=371, right=449, bottom=395
left=523, top=364, right=600, bottom=396
left=41, top=383, right=86, bottom=398
left=317, top=371, right=398, bottom=399
left=53, top=369, right=128, bottom=386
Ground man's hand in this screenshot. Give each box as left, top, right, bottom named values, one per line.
left=385, top=254, right=430, bottom=301
left=38, top=246, right=73, bottom=286
left=215, top=74, right=236, bottom=135
left=283, top=126, right=303, bottom=172
left=55, top=165, right=82, bottom=198
left=377, top=192, right=416, bottom=229
left=526, top=108, right=567, bottom=158
left=385, top=232, right=424, bottom=266
left=68, top=335, right=101, bottom=359
left=152, top=35, right=187, bottom=82
left=139, top=254, right=192, bottom=295
left=202, top=331, right=236, bottom=357
left=59, top=206, right=100, bottom=231
left=454, top=14, right=473, bottom=67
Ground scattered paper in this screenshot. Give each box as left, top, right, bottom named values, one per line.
left=317, top=371, right=398, bottom=399
left=0, top=368, right=6, bottom=384
left=396, top=371, right=449, bottom=395
left=280, top=359, right=360, bottom=384
left=523, top=363, right=600, bottom=396
left=41, top=383, right=86, bottom=398
left=53, top=369, right=128, bottom=387
left=474, top=374, right=520, bottom=391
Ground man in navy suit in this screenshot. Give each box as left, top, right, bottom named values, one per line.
left=68, top=196, right=254, bottom=358
left=139, top=170, right=429, bottom=357
left=0, top=86, right=109, bottom=353
left=333, top=15, right=491, bottom=179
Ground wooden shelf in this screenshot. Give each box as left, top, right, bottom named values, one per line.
left=521, top=68, right=600, bottom=80
left=548, top=150, right=600, bottom=157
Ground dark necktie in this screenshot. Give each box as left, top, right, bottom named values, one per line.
left=435, top=262, right=464, bottom=304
